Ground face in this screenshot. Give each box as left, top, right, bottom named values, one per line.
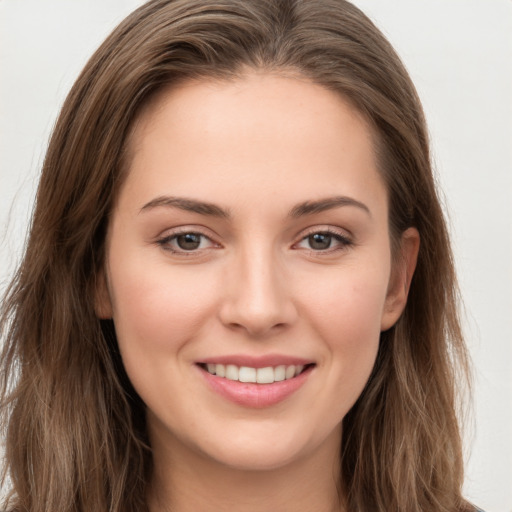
left=97, top=72, right=418, bottom=472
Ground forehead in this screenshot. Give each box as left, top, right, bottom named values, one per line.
left=118, top=72, right=386, bottom=217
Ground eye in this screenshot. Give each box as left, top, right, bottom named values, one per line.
left=295, top=230, right=352, bottom=252
left=157, top=231, right=217, bottom=253
left=306, top=233, right=334, bottom=250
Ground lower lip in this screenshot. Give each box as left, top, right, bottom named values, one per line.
left=198, top=365, right=313, bottom=408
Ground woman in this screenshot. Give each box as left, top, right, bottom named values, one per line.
left=0, top=1, right=479, bottom=511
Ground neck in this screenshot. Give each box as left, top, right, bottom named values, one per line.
left=147, top=425, right=343, bottom=512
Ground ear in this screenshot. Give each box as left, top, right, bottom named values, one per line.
left=94, top=268, right=113, bottom=319
left=380, top=227, right=420, bottom=331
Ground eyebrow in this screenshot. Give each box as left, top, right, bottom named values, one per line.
left=289, top=196, right=371, bottom=218
left=139, top=194, right=371, bottom=219
left=140, top=196, right=231, bottom=218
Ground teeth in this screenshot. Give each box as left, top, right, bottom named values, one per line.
left=204, top=363, right=307, bottom=383
left=256, top=367, right=274, bottom=384
left=285, top=365, right=295, bottom=380
left=225, top=364, right=238, bottom=380
left=274, top=365, right=285, bottom=381
left=239, top=366, right=256, bottom=383
left=216, top=364, right=226, bottom=377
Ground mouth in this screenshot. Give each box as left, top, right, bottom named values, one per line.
left=196, top=359, right=315, bottom=408
left=197, top=362, right=314, bottom=384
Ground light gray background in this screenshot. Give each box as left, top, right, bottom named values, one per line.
left=1, top=1, right=511, bottom=511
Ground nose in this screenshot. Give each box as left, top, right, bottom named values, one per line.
left=218, top=245, right=298, bottom=338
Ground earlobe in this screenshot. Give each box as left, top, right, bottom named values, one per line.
left=94, top=268, right=113, bottom=319
left=380, top=227, right=420, bottom=331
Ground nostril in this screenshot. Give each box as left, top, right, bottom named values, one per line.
left=217, top=276, right=298, bottom=336
left=223, top=319, right=288, bottom=337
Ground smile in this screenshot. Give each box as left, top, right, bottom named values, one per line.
left=197, top=359, right=315, bottom=408
left=202, top=363, right=307, bottom=384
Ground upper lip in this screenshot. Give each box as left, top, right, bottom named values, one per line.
left=197, top=354, right=314, bottom=368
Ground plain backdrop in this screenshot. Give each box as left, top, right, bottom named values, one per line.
left=1, top=1, right=511, bottom=511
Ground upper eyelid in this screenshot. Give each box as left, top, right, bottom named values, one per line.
left=296, top=225, right=353, bottom=240
left=156, top=225, right=218, bottom=240
left=154, top=224, right=353, bottom=245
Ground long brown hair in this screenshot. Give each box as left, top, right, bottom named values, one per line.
left=1, top=1, right=472, bottom=511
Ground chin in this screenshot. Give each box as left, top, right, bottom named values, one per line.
left=204, top=444, right=304, bottom=472
left=193, top=422, right=339, bottom=473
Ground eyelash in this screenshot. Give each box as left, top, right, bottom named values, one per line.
left=294, top=228, right=353, bottom=254
left=156, top=229, right=218, bottom=255
left=155, top=227, right=353, bottom=256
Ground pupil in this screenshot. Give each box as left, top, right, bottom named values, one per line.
left=309, top=233, right=331, bottom=250
left=177, top=233, right=201, bottom=250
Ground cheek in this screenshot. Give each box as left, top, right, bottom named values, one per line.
left=296, top=261, right=389, bottom=392
left=106, top=256, right=224, bottom=413
left=107, top=254, right=220, bottom=355
left=301, top=263, right=389, bottom=340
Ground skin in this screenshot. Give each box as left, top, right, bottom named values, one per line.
left=96, top=72, right=419, bottom=512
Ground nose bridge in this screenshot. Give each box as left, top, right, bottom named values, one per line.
left=219, top=237, right=296, bottom=336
